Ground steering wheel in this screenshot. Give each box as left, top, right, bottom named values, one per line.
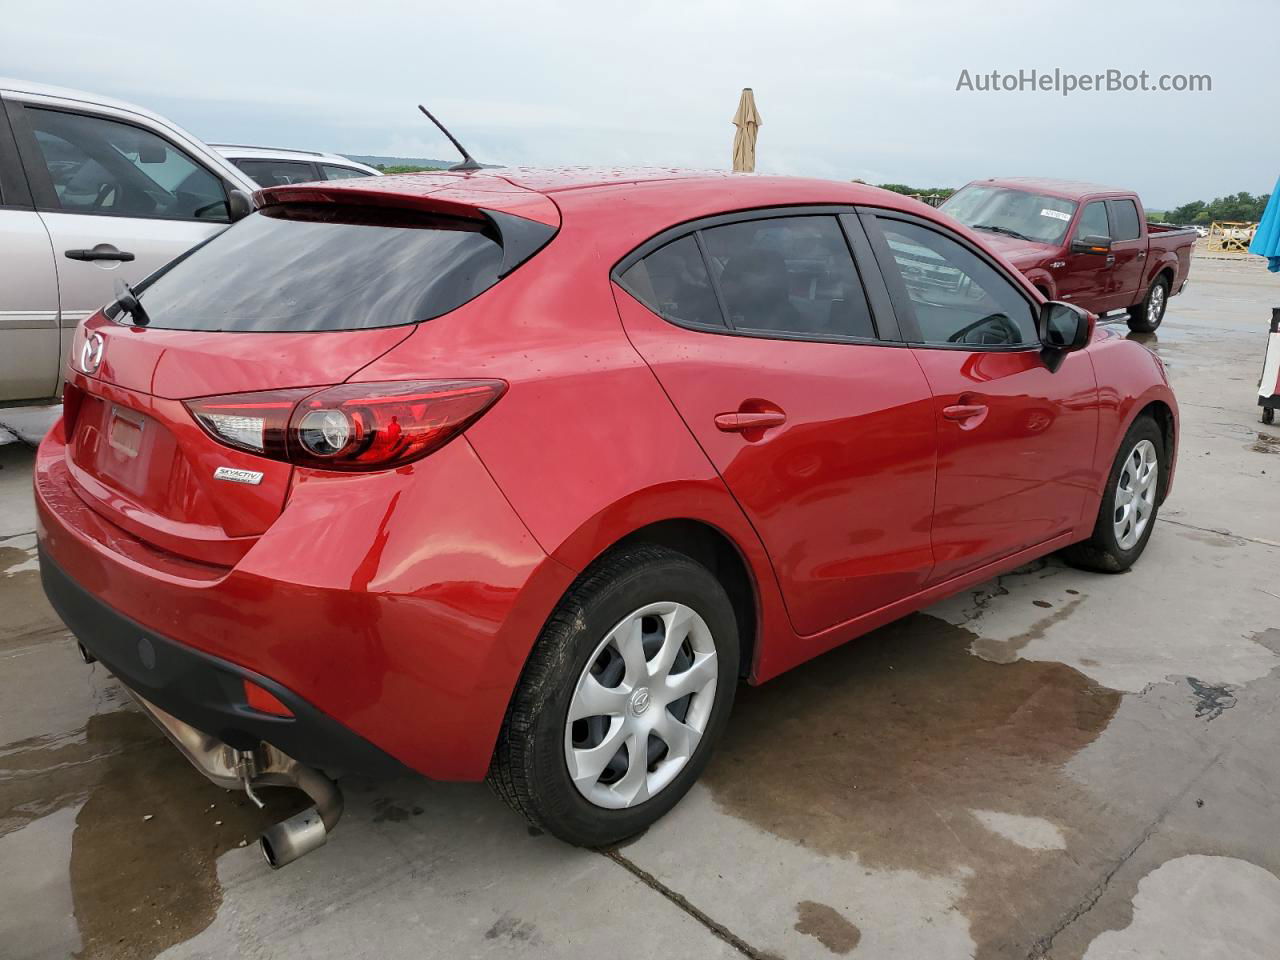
left=946, top=312, right=1022, bottom=345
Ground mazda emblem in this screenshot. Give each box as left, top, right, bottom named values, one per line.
left=79, top=332, right=105, bottom=374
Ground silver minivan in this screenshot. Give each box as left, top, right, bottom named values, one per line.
left=0, top=78, right=258, bottom=404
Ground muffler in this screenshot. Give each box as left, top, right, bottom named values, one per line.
left=125, top=689, right=343, bottom=869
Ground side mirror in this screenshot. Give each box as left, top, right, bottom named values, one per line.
left=1039, top=301, right=1093, bottom=369
left=1069, top=235, right=1112, bottom=255
left=225, top=188, right=254, bottom=222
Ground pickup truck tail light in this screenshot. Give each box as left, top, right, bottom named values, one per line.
left=186, top=380, right=507, bottom=472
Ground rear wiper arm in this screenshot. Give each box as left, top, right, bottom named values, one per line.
left=113, top=278, right=150, bottom=327
left=972, top=223, right=1034, bottom=242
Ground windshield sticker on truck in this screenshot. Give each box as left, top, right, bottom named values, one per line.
left=1040, top=209, right=1072, bottom=221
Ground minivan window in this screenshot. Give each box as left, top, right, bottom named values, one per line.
left=618, top=235, right=724, bottom=330
left=319, top=164, right=370, bottom=180
left=879, top=220, right=1037, bottom=347
left=1111, top=199, right=1142, bottom=241
left=132, top=204, right=504, bottom=332
left=26, top=108, right=228, bottom=221
left=700, top=216, right=875, bottom=339
left=236, top=158, right=319, bottom=186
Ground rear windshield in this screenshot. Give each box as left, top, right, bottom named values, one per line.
left=129, top=204, right=504, bottom=332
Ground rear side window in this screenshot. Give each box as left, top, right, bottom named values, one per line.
left=701, top=216, right=874, bottom=339
left=134, top=204, right=504, bottom=332
left=1111, top=199, right=1142, bottom=241
left=618, top=235, right=724, bottom=329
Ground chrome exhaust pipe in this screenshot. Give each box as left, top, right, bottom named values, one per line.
left=124, top=689, right=343, bottom=869
left=259, top=765, right=344, bottom=869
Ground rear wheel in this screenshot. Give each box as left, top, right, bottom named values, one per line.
left=488, top=544, right=739, bottom=846
left=1062, top=416, right=1164, bottom=572
left=1127, top=276, right=1169, bottom=333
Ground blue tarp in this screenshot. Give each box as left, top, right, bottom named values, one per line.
left=1248, top=176, right=1280, bottom=272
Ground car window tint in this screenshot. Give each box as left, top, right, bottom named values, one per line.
left=1111, top=199, right=1141, bottom=241
left=879, top=220, right=1037, bottom=347
left=700, top=216, right=875, bottom=339
left=236, top=159, right=319, bottom=186
left=1075, top=201, right=1110, bottom=240
left=618, top=235, right=724, bottom=329
left=319, top=164, right=369, bottom=180
left=132, top=204, right=505, bottom=332
left=27, top=108, right=227, bottom=222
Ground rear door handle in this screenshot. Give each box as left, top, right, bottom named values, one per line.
left=714, top=410, right=787, bottom=432
left=65, top=247, right=135, bottom=262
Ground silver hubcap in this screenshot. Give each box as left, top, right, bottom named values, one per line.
left=565, top=602, right=718, bottom=809
left=1114, top=439, right=1158, bottom=550
left=1148, top=284, right=1165, bottom=323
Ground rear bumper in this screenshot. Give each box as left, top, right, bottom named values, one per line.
left=41, top=548, right=402, bottom=777
left=35, top=419, right=577, bottom=780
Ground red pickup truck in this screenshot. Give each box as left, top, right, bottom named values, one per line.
left=940, top=178, right=1196, bottom=332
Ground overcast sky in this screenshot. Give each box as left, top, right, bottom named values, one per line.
left=2, top=0, right=1274, bottom=209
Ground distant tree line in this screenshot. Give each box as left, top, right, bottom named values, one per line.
left=375, top=163, right=443, bottom=174
left=1165, top=192, right=1271, bottom=225
left=875, top=183, right=956, bottom=200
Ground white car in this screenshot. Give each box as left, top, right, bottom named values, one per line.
left=0, top=77, right=257, bottom=404
left=212, top=144, right=380, bottom=186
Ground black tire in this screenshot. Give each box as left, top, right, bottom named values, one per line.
left=488, top=544, right=739, bottom=847
left=1061, top=416, right=1164, bottom=573
left=1127, top=276, right=1170, bottom=333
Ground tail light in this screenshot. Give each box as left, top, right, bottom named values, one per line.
left=62, top=381, right=87, bottom=434
left=185, top=380, right=506, bottom=472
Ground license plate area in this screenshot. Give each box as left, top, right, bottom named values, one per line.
left=108, top=406, right=145, bottom=458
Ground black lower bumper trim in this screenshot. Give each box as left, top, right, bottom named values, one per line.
left=39, top=547, right=406, bottom=779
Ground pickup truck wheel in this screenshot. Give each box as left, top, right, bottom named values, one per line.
left=488, top=544, right=739, bottom=847
left=1127, top=277, right=1169, bottom=333
left=1061, top=416, right=1163, bottom=573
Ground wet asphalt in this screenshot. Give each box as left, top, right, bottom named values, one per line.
left=1, top=254, right=1278, bottom=960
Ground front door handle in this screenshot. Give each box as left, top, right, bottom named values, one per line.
left=942, top=403, right=989, bottom=429
left=1104, top=254, right=1116, bottom=266
left=715, top=410, right=787, bottom=432
left=65, top=247, right=135, bottom=262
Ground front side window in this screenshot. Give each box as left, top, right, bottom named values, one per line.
left=878, top=219, right=1037, bottom=347
left=700, top=216, right=875, bottom=339
left=941, top=185, right=1077, bottom=244
left=235, top=159, right=319, bottom=187
left=319, top=163, right=370, bottom=180
left=1111, top=199, right=1141, bottom=241
left=618, top=235, right=723, bottom=329
left=1075, top=201, right=1110, bottom=241
left=26, top=108, right=227, bottom=221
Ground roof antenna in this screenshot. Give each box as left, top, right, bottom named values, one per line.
left=417, top=105, right=483, bottom=172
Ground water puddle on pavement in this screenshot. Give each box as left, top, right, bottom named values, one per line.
left=1, top=534, right=307, bottom=960
left=702, top=612, right=1124, bottom=960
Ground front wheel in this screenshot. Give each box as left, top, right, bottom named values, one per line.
left=1127, top=276, right=1169, bottom=333
left=488, top=544, right=739, bottom=846
left=1062, top=416, right=1164, bottom=572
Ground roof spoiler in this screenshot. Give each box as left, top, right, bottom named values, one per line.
left=254, top=182, right=559, bottom=278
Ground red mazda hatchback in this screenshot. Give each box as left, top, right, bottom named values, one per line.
left=37, top=169, right=1177, bottom=865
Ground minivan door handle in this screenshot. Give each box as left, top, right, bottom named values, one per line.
left=714, top=410, right=787, bottom=433
left=65, top=247, right=135, bottom=262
